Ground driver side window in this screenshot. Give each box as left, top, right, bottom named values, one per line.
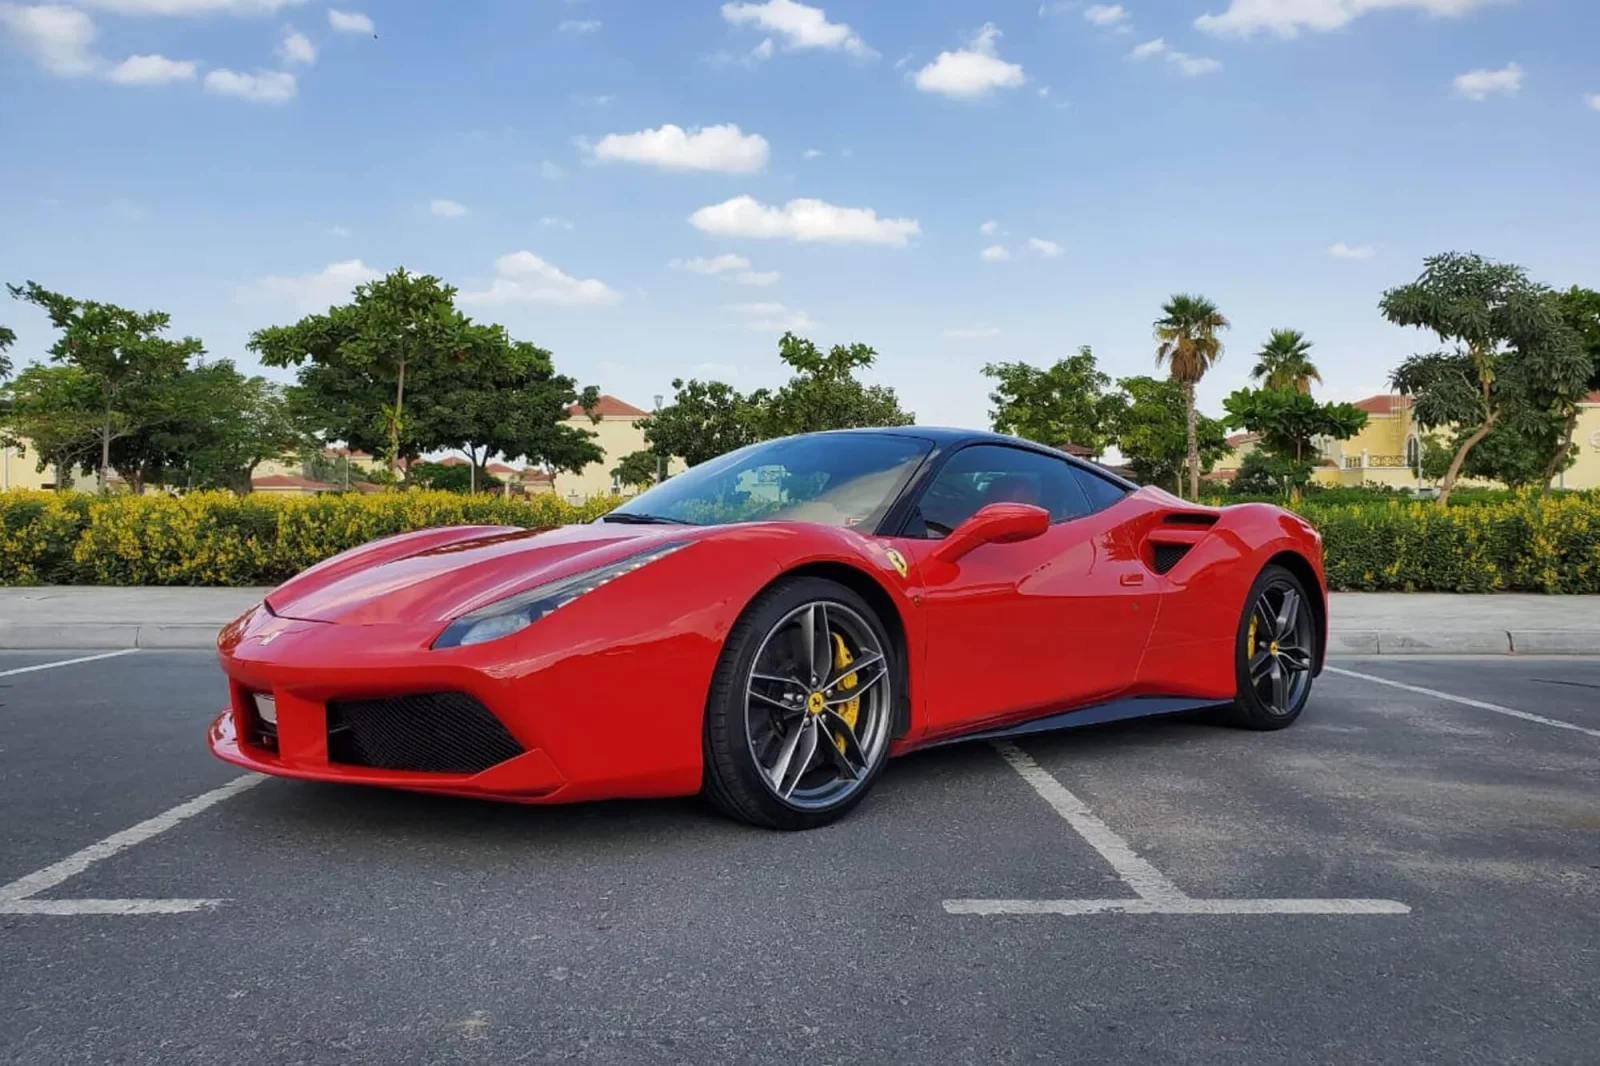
left=904, top=445, right=1091, bottom=539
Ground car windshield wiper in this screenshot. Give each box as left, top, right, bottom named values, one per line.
left=600, top=512, right=691, bottom=525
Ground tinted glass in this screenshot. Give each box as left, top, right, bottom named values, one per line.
left=1072, top=465, right=1131, bottom=513
left=609, top=433, right=932, bottom=529
left=905, top=445, right=1092, bottom=539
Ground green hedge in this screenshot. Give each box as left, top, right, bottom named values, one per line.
left=2, top=488, right=1598, bottom=592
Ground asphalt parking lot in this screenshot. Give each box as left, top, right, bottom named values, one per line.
left=3, top=650, right=1598, bottom=1065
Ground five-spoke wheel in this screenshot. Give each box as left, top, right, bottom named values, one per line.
left=703, top=577, right=896, bottom=829
left=1226, top=564, right=1318, bottom=728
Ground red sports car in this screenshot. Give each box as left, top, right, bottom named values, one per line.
left=211, top=427, right=1326, bottom=829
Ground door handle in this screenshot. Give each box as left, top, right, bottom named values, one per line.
left=1120, top=572, right=1144, bottom=586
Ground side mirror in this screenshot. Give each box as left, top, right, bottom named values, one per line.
left=932, top=502, right=1050, bottom=565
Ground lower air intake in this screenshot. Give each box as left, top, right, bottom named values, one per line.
left=326, top=692, right=524, bottom=774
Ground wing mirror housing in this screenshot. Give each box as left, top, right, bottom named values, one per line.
left=932, top=503, right=1050, bottom=565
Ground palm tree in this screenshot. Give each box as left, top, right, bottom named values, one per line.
left=1153, top=294, right=1229, bottom=499
left=1251, top=329, right=1321, bottom=393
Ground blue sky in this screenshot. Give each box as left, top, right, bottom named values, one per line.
left=2, top=0, right=1596, bottom=433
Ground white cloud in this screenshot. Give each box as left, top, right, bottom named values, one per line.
left=280, top=28, right=314, bottom=64
left=913, top=23, right=1026, bottom=99
left=327, top=8, right=372, bottom=34
left=730, top=301, right=817, bottom=332
left=720, top=0, right=873, bottom=58
left=1083, top=4, right=1130, bottom=28
left=105, top=53, right=196, bottom=83
left=430, top=198, right=468, bottom=218
left=559, top=18, right=600, bottom=32
left=979, top=244, right=1011, bottom=262
left=735, top=270, right=780, bottom=286
left=1454, top=61, right=1522, bottom=100
left=690, top=195, right=920, bottom=246
left=329, top=225, right=351, bottom=237
left=1028, top=237, right=1063, bottom=258
left=979, top=219, right=1003, bottom=236
left=539, top=161, right=564, bottom=181
left=1587, top=93, right=1600, bottom=112
left=1128, top=37, right=1221, bottom=76
left=204, top=68, right=296, bottom=103
left=592, top=123, right=769, bottom=174
left=671, top=253, right=751, bottom=275
left=945, top=326, right=1001, bottom=339
left=538, top=216, right=575, bottom=230
left=802, top=147, right=823, bottom=158
left=243, top=259, right=382, bottom=313
left=459, top=251, right=621, bottom=308
left=77, top=0, right=306, bottom=11
left=0, top=3, right=98, bottom=76
left=1195, top=0, right=1509, bottom=39
left=1329, top=242, right=1375, bottom=259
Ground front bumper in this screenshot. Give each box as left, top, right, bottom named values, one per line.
left=210, top=601, right=712, bottom=804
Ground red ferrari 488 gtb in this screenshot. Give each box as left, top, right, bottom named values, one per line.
left=211, top=427, right=1326, bottom=829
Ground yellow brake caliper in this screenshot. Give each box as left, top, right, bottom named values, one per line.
left=830, top=633, right=861, bottom=753
left=1248, top=613, right=1259, bottom=658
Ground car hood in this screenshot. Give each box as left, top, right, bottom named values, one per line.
left=266, top=522, right=686, bottom=626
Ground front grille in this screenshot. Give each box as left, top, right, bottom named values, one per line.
left=1151, top=542, right=1192, bottom=575
left=325, top=692, right=524, bottom=774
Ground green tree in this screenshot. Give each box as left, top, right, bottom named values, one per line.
left=1541, top=287, right=1600, bottom=491
left=0, top=364, right=102, bottom=488
left=611, top=449, right=659, bottom=491
left=1153, top=294, right=1230, bottom=499
left=165, top=365, right=307, bottom=494
left=1109, top=375, right=1229, bottom=493
left=759, top=333, right=913, bottom=437
left=250, top=269, right=478, bottom=478
left=9, top=282, right=202, bottom=492
left=0, top=324, right=15, bottom=382
left=410, top=460, right=503, bottom=495
left=1381, top=253, right=1584, bottom=506
left=982, top=345, right=1119, bottom=456
left=1249, top=329, right=1321, bottom=394
left=1222, top=387, right=1368, bottom=501
left=642, top=378, right=764, bottom=467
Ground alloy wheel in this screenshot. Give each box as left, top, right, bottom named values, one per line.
left=1245, top=580, right=1314, bottom=716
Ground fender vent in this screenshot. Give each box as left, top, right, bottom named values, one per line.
left=1162, top=513, right=1217, bottom=527
left=1151, top=542, right=1192, bottom=575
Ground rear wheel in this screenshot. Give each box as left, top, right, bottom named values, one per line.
left=702, top=577, right=896, bottom=830
left=1224, top=564, right=1316, bottom=729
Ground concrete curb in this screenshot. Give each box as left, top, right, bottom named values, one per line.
left=0, top=624, right=220, bottom=650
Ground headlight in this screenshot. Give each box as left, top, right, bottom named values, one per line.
left=432, top=541, right=688, bottom=649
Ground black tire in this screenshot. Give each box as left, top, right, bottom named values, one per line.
left=702, top=576, right=898, bottom=830
left=1222, top=563, right=1317, bottom=730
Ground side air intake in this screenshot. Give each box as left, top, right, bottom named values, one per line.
left=1162, top=513, right=1217, bottom=527
left=1151, top=542, right=1193, bottom=575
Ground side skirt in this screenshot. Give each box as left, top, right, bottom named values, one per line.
left=919, top=696, right=1228, bottom=750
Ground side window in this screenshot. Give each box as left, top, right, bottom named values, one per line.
left=906, top=445, right=1092, bottom=539
left=1071, top=465, right=1131, bottom=514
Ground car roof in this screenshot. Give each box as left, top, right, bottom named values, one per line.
left=798, top=426, right=1140, bottom=489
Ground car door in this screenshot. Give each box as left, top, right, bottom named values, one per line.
left=888, top=445, right=1157, bottom=740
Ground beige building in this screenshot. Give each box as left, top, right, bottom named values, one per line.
left=554, top=394, right=684, bottom=503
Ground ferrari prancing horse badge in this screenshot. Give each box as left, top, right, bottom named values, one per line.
left=884, top=548, right=908, bottom=579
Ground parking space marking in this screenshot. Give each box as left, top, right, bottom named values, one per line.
left=0, top=773, right=262, bottom=916
left=942, top=742, right=1410, bottom=918
left=0, top=649, right=138, bottom=678
left=1327, top=665, right=1600, bottom=740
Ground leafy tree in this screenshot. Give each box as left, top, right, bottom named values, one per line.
left=642, top=378, right=764, bottom=467
left=1222, top=387, right=1368, bottom=501
left=9, top=282, right=202, bottom=492
left=982, top=345, right=1119, bottom=456
left=1109, top=375, right=1229, bottom=493
left=1153, top=294, right=1229, bottom=499
left=164, top=365, right=306, bottom=494
left=410, top=460, right=503, bottom=495
left=1381, top=253, right=1585, bottom=506
left=759, top=333, right=913, bottom=437
left=0, top=364, right=102, bottom=488
left=1540, top=287, right=1600, bottom=491
left=1232, top=449, right=1301, bottom=497
left=1419, top=420, right=1570, bottom=490
left=250, top=269, right=478, bottom=477
left=1249, top=329, right=1321, bottom=393
left=611, top=449, right=659, bottom=491
left=0, top=324, right=14, bottom=382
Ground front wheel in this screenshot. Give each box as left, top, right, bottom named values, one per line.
left=702, top=577, right=896, bottom=830
left=1223, top=564, right=1317, bottom=729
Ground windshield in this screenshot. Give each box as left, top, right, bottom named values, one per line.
left=607, top=433, right=933, bottom=530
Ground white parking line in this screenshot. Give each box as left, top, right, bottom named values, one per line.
left=1327, top=665, right=1600, bottom=740
left=0, top=774, right=263, bottom=916
left=0, top=649, right=139, bottom=678
left=942, top=741, right=1410, bottom=918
